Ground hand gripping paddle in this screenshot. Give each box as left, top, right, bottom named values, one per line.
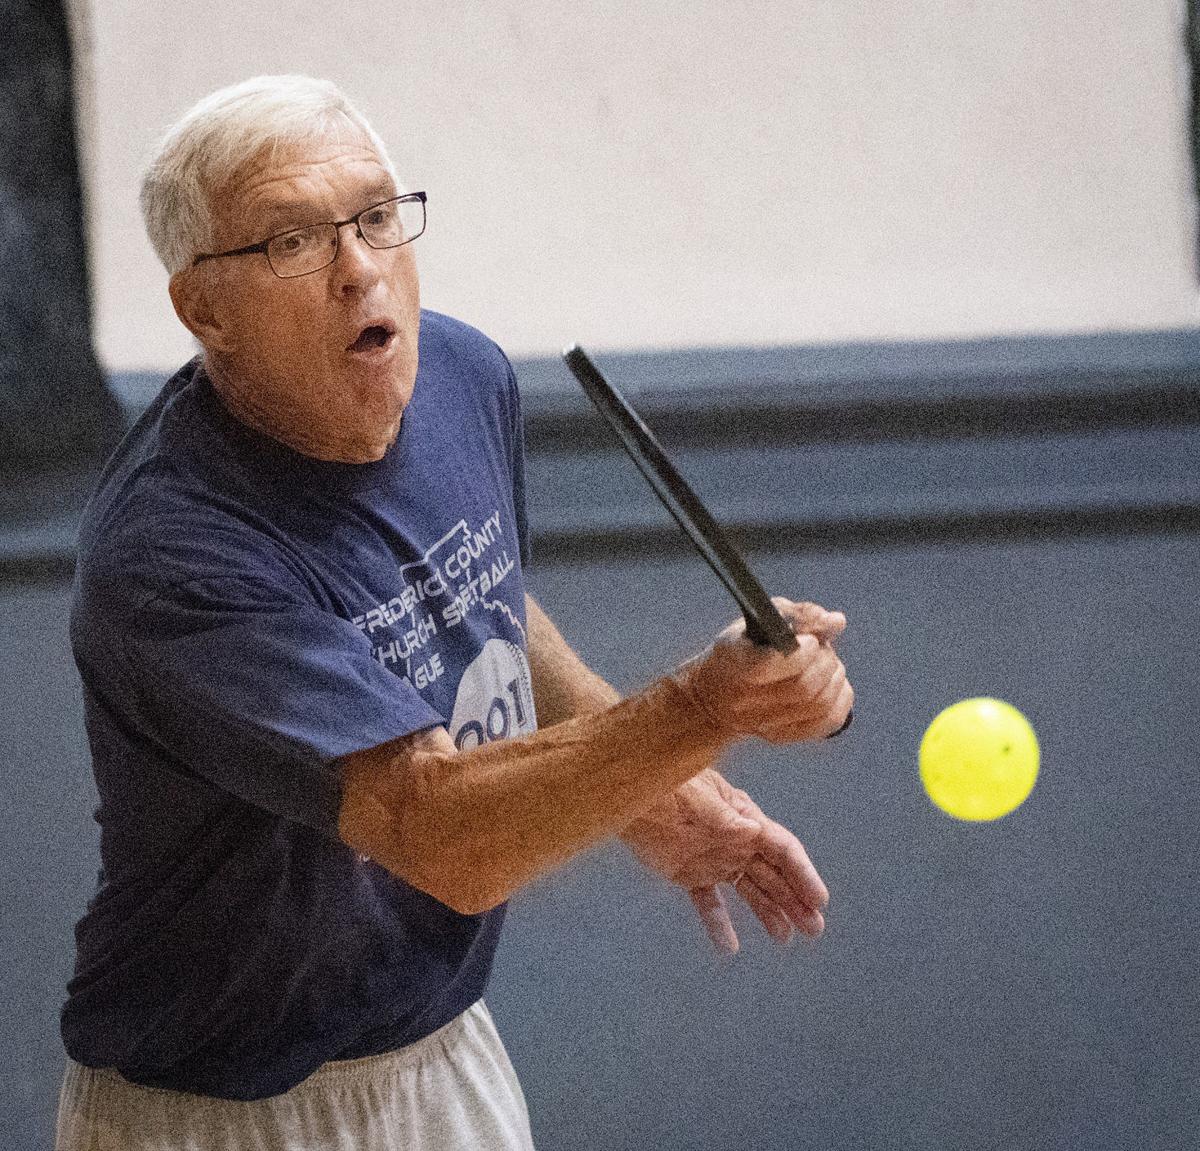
left=562, top=345, right=852, bottom=734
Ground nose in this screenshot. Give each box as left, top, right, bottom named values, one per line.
left=329, top=220, right=382, bottom=296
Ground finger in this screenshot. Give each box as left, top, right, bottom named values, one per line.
left=759, top=675, right=853, bottom=743
left=662, top=798, right=761, bottom=887
left=813, top=612, right=847, bottom=643
left=720, top=650, right=841, bottom=726
left=796, top=649, right=846, bottom=699
left=734, top=874, right=795, bottom=944
left=730, top=659, right=845, bottom=736
left=742, top=859, right=817, bottom=933
left=690, top=886, right=739, bottom=955
left=792, top=904, right=826, bottom=938
left=745, top=856, right=826, bottom=938
left=774, top=599, right=848, bottom=645
left=721, top=791, right=829, bottom=927
left=731, top=633, right=825, bottom=686
left=789, top=662, right=850, bottom=730
left=745, top=654, right=845, bottom=718
left=748, top=878, right=825, bottom=940
left=724, top=785, right=768, bottom=826
left=668, top=835, right=759, bottom=889
left=753, top=830, right=830, bottom=911
left=720, top=634, right=840, bottom=700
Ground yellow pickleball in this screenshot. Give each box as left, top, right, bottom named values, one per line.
left=919, top=698, right=1039, bottom=821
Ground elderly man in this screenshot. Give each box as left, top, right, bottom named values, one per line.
left=55, top=75, right=853, bottom=1150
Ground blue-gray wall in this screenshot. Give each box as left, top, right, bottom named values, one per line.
left=2, top=330, right=1198, bottom=1148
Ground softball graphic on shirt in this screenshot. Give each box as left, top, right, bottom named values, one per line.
left=449, top=638, right=538, bottom=751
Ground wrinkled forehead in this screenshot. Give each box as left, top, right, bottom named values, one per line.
left=209, top=124, right=396, bottom=232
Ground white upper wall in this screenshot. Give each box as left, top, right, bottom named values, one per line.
left=79, top=0, right=1198, bottom=372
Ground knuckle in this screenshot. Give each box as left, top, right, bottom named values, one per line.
left=793, top=635, right=818, bottom=660
left=719, top=809, right=753, bottom=837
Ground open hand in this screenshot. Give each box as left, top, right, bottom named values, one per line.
left=621, top=767, right=829, bottom=954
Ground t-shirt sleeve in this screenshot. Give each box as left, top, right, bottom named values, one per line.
left=75, top=525, right=444, bottom=837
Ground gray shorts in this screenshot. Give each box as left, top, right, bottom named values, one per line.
left=54, top=1000, right=535, bottom=1151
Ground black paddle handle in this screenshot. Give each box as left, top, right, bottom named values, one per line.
left=562, top=344, right=851, bottom=736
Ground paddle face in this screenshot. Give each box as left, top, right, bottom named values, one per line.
left=562, top=345, right=797, bottom=654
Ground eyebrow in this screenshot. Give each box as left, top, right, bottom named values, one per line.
left=255, top=182, right=399, bottom=233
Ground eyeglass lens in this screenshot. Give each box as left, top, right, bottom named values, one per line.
left=266, top=197, right=425, bottom=277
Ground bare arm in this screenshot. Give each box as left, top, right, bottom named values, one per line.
left=337, top=595, right=852, bottom=916
left=521, top=595, right=836, bottom=950
left=338, top=676, right=726, bottom=914
left=525, top=593, right=620, bottom=723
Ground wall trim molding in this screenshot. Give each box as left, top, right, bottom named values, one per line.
left=517, top=325, right=1200, bottom=437
left=516, top=327, right=1200, bottom=559
left=4, top=328, right=1199, bottom=581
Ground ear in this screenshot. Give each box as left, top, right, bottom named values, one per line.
left=169, top=266, right=235, bottom=354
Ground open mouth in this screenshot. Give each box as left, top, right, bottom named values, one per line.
left=348, top=324, right=395, bottom=354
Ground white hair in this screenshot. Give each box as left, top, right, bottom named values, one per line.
left=140, top=75, right=397, bottom=275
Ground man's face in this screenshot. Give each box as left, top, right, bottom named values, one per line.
left=183, top=130, right=421, bottom=463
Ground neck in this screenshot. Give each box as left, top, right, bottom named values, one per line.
left=203, top=353, right=391, bottom=464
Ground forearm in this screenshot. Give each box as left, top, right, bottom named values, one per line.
left=525, top=594, right=620, bottom=723
left=339, top=674, right=729, bottom=914
left=522, top=593, right=725, bottom=850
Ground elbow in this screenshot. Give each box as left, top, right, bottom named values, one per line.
left=339, top=754, right=499, bottom=913
left=404, top=861, right=510, bottom=917
left=337, top=751, right=512, bottom=915
left=381, top=833, right=511, bottom=915
left=438, top=885, right=509, bottom=917
left=384, top=806, right=514, bottom=915
left=346, top=820, right=510, bottom=916
left=351, top=834, right=508, bottom=915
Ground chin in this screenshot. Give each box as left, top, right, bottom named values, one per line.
left=374, top=416, right=405, bottom=457
left=349, top=412, right=405, bottom=464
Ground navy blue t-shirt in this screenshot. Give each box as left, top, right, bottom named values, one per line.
left=62, top=310, right=536, bottom=1101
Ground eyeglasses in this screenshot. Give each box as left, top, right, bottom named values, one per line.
left=191, top=191, right=427, bottom=279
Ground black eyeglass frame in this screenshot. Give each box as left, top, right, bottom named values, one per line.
left=190, top=191, right=428, bottom=277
